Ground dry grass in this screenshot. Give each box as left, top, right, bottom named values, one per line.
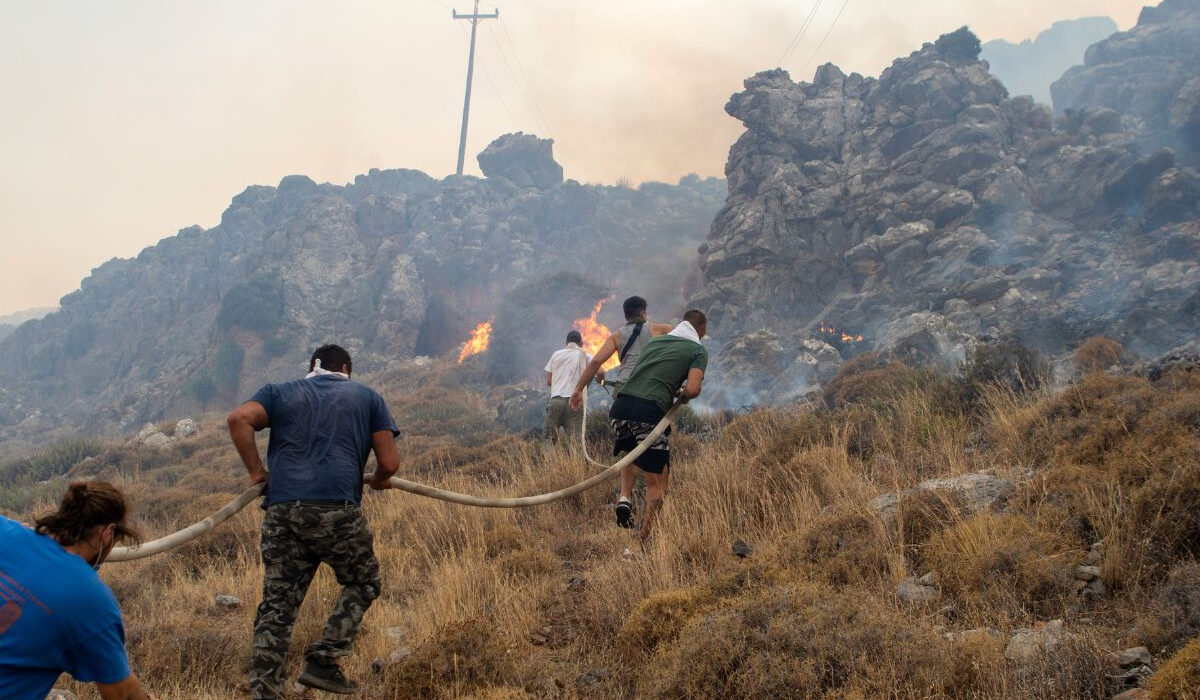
left=19, top=354, right=1199, bottom=698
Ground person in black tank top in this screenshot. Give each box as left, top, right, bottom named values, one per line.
left=567, top=296, right=676, bottom=536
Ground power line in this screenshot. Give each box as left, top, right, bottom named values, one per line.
left=485, top=23, right=547, bottom=136
left=460, top=23, right=519, bottom=132
left=777, top=0, right=823, bottom=67
left=800, top=0, right=851, bottom=75
left=497, top=15, right=554, bottom=137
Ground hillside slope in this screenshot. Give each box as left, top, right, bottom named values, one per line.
left=0, top=135, right=723, bottom=440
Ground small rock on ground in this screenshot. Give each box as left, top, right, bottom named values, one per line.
left=1114, top=646, right=1152, bottom=668
left=1005, top=619, right=1072, bottom=663
left=732, top=539, right=753, bottom=558
left=576, top=669, right=613, bottom=687
left=214, top=594, right=242, bottom=609
left=897, top=580, right=940, bottom=603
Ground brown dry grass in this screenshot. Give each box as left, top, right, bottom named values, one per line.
left=15, top=354, right=1199, bottom=698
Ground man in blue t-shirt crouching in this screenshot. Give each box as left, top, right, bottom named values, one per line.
left=227, top=344, right=400, bottom=699
left=0, top=481, right=154, bottom=700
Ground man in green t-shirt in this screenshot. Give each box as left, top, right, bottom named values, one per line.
left=603, top=309, right=708, bottom=543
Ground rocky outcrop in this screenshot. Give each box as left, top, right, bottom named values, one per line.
left=477, top=132, right=564, bottom=189
left=981, top=17, right=1117, bottom=105
left=692, top=20, right=1199, bottom=406
left=1052, top=0, right=1200, bottom=167
left=0, top=139, right=723, bottom=438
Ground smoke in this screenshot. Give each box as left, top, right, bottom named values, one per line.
left=979, top=17, right=1118, bottom=105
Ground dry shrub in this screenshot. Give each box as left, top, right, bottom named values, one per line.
left=638, top=584, right=950, bottom=699
left=493, top=547, right=558, bottom=579
left=378, top=620, right=532, bottom=698
left=1040, top=373, right=1157, bottom=467
left=127, top=618, right=248, bottom=691
left=1004, top=633, right=1117, bottom=699
left=617, top=566, right=771, bottom=657
left=894, top=488, right=966, bottom=570
left=787, top=509, right=890, bottom=587
left=926, top=513, right=1081, bottom=619
left=1134, top=563, right=1200, bottom=654
left=618, top=588, right=714, bottom=657
left=390, top=384, right=500, bottom=447
left=1014, top=372, right=1200, bottom=585
left=822, top=352, right=919, bottom=409
left=1148, top=638, right=1200, bottom=699
left=1074, top=336, right=1128, bottom=374
left=942, top=629, right=1007, bottom=691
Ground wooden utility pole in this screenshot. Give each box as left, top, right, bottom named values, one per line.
left=453, top=0, right=498, bottom=176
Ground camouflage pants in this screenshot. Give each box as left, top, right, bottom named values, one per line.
left=250, top=501, right=382, bottom=700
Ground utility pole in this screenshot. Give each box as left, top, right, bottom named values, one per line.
left=453, top=0, right=498, bottom=176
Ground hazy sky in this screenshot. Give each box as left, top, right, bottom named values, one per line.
left=0, top=0, right=1147, bottom=316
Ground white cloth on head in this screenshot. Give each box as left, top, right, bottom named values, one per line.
left=305, top=358, right=349, bottom=380
left=544, top=343, right=592, bottom=398
left=667, top=321, right=701, bottom=345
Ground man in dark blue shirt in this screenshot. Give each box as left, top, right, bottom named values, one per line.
left=0, top=481, right=153, bottom=700
left=227, top=344, right=400, bottom=699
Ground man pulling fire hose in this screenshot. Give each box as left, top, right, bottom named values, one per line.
left=101, top=319, right=703, bottom=698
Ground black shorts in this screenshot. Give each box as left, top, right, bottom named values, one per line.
left=610, top=395, right=671, bottom=474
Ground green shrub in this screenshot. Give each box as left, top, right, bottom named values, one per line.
left=213, top=338, right=244, bottom=395
left=955, top=341, right=1048, bottom=410
left=189, top=374, right=217, bottom=405
left=0, top=437, right=105, bottom=488
left=215, top=274, right=284, bottom=335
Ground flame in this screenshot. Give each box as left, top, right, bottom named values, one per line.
left=574, top=299, right=620, bottom=372
left=457, top=318, right=494, bottom=363
left=817, top=321, right=863, bottom=343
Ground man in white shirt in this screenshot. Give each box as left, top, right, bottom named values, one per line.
left=543, top=330, right=599, bottom=443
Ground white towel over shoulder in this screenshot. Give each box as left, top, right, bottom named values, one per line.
left=667, top=321, right=701, bottom=344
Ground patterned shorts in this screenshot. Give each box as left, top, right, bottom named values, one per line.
left=612, top=417, right=672, bottom=474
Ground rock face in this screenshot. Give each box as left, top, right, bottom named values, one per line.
left=1052, top=0, right=1200, bottom=168
left=981, top=17, right=1118, bottom=106
left=693, top=19, right=1199, bottom=406
left=477, top=132, right=564, bottom=189
left=0, top=139, right=723, bottom=438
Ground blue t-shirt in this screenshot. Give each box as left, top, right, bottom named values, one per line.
left=250, top=374, right=399, bottom=507
left=0, top=517, right=130, bottom=699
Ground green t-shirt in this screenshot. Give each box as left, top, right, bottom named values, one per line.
left=618, top=335, right=708, bottom=412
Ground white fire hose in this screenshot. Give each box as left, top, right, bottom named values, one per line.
left=107, top=398, right=679, bottom=562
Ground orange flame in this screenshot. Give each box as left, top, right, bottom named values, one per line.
left=818, top=321, right=864, bottom=343
left=573, top=299, right=620, bottom=372
left=457, top=318, right=493, bottom=363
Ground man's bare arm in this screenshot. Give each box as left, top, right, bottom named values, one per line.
left=97, top=673, right=154, bottom=700
left=681, top=368, right=704, bottom=401
left=368, top=430, right=400, bottom=490
left=227, top=401, right=269, bottom=486
left=545, top=371, right=553, bottom=387
left=649, top=322, right=673, bottom=336
left=569, top=332, right=619, bottom=409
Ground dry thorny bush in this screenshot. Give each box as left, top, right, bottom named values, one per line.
left=13, top=343, right=1200, bottom=698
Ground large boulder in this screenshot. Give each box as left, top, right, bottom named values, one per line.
left=477, top=132, right=564, bottom=189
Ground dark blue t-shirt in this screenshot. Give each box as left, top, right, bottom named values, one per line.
left=250, top=374, right=399, bottom=507
left=0, top=517, right=130, bottom=699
